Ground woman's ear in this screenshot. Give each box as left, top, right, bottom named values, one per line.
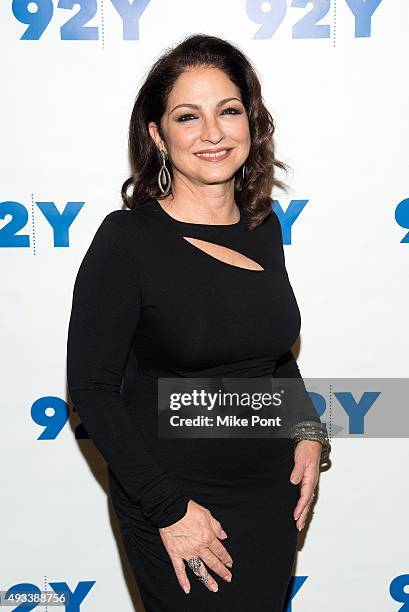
left=148, top=121, right=164, bottom=151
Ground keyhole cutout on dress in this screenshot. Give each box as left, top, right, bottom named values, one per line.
left=182, top=237, right=265, bottom=271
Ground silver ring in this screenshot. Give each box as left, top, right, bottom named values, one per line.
left=187, top=556, right=202, bottom=573
left=197, top=569, right=209, bottom=585
left=187, top=557, right=209, bottom=585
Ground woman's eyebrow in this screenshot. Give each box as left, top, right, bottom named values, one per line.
left=169, top=97, right=242, bottom=115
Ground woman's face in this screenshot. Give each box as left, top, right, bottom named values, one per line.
left=150, top=66, right=251, bottom=187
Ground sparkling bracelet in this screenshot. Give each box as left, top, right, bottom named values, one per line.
left=290, top=420, right=331, bottom=463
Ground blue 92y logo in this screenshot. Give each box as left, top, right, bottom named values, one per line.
left=32, top=396, right=90, bottom=440
left=12, top=0, right=150, bottom=40
left=11, top=0, right=384, bottom=41
left=284, top=574, right=409, bottom=610
left=246, top=0, right=384, bottom=39
left=0, top=201, right=83, bottom=249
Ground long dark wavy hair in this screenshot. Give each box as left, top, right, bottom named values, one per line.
left=121, top=33, right=290, bottom=230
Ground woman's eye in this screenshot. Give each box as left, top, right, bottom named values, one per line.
left=176, top=107, right=242, bottom=122
left=222, top=107, right=242, bottom=115
left=177, top=114, right=197, bottom=122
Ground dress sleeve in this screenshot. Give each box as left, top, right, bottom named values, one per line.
left=274, top=349, right=321, bottom=426
left=271, top=209, right=322, bottom=427
left=66, top=211, right=190, bottom=528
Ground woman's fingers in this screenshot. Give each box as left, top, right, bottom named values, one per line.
left=208, top=515, right=229, bottom=542
left=171, top=545, right=232, bottom=595
left=170, top=555, right=191, bottom=594
left=186, top=555, right=219, bottom=593
left=293, top=476, right=316, bottom=521
left=289, top=440, right=322, bottom=531
left=294, top=469, right=318, bottom=529
left=296, top=495, right=315, bottom=531
left=200, top=542, right=233, bottom=582
left=207, top=528, right=234, bottom=568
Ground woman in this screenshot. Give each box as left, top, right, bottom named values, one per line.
left=67, top=34, right=330, bottom=611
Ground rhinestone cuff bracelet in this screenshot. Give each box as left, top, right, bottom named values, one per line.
left=290, top=420, right=331, bottom=463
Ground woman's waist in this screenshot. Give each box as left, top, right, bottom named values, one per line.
left=135, top=355, right=278, bottom=379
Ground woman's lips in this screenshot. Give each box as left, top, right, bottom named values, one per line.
left=193, top=148, right=233, bottom=162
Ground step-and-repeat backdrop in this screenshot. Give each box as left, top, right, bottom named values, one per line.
left=2, top=1, right=408, bottom=610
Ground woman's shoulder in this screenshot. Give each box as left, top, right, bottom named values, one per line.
left=99, top=198, right=160, bottom=239
left=83, top=200, right=159, bottom=267
left=102, top=198, right=155, bottom=224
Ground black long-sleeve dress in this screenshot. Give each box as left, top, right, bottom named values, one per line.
left=66, top=196, right=321, bottom=611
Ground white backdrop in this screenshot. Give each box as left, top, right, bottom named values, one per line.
left=1, top=1, right=408, bottom=610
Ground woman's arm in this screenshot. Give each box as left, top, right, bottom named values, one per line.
left=66, top=211, right=189, bottom=529
left=274, top=349, right=322, bottom=426
left=272, top=210, right=322, bottom=436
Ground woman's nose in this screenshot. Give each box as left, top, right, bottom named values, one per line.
left=200, top=117, right=225, bottom=143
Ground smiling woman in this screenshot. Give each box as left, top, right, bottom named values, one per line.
left=147, top=66, right=252, bottom=207
left=67, top=33, right=330, bottom=612
left=123, top=35, right=290, bottom=230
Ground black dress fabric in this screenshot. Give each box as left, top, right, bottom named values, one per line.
left=66, top=197, right=320, bottom=611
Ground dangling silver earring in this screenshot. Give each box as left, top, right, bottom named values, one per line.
left=242, top=164, right=247, bottom=180
left=158, top=148, right=171, bottom=195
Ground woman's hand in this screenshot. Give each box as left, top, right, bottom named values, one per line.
left=290, top=439, right=322, bottom=531
left=159, top=499, right=233, bottom=595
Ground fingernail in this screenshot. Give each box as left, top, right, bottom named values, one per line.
left=224, top=574, right=232, bottom=582
left=221, top=530, right=228, bottom=538
left=294, top=514, right=300, bottom=520
left=211, top=584, right=218, bottom=592
left=226, top=562, right=233, bottom=567
left=298, top=524, right=304, bottom=531
left=183, top=585, right=190, bottom=594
